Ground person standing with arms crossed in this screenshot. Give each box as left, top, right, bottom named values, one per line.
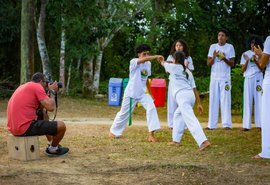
left=166, top=39, right=194, bottom=129
left=241, top=37, right=264, bottom=131
left=207, top=29, right=235, bottom=130
left=253, top=36, right=270, bottom=159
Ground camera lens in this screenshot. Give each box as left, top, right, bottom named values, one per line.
left=57, top=82, right=63, bottom=88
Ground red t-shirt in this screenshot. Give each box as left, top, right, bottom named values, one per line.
left=7, top=82, right=49, bottom=135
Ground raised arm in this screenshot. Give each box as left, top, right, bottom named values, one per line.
left=40, top=82, right=58, bottom=112
left=137, top=55, right=164, bottom=64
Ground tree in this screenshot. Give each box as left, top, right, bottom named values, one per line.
left=20, top=0, right=35, bottom=84
left=37, top=0, right=52, bottom=78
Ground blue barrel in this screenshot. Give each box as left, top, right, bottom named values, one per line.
left=108, top=78, right=123, bottom=106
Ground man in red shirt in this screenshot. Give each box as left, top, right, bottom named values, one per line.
left=7, top=72, right=69, bottom=157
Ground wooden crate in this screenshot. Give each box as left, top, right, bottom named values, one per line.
left=7, top=135, right=40, bottom=161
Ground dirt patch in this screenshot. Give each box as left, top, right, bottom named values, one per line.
left=1, top=123, right=270, bottom=185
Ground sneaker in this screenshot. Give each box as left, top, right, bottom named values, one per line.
left=45, top=146, right=69, bottom=157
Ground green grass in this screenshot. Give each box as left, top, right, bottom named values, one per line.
left=1, top=96, right=269, bottom=185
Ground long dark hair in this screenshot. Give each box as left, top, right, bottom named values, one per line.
left=173, top=51, right=189, bottom=79
left=170, top=39, right=190, bottom=57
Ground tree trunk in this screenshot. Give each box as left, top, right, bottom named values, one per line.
left=37, top=0, right=51, bottom=78
left=150, top=0, right=163, bottom=44
left=59, top=28, right=66, bottom=93
left=76, top=56, right=81, bottom=78
left=21, top=0, right=35, bottom=84
left=92, top=49, right=103, bottom=95
left=66, top=59, right=72, bottom=95
left=82, top=57, right=94, bottom=97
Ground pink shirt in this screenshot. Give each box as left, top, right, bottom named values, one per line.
left=7, top=82, right=49, bottom=135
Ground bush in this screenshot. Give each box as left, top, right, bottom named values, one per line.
left=231, top=66, right=244, bottom=112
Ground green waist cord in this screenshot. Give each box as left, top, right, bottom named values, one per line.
left=129, top=98, right=132, bottom=126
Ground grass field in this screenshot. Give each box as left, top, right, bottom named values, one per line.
left=0, top=96, right=269, bottom=185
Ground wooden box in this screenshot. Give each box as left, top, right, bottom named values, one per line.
left=7, top=135, right=40, bottom=161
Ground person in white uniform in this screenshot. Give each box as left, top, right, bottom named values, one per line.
left=109, top=44, right=163, bottom=142
left=166, top=39, right=194, bottom=129
left=253, top=36, right=270, bottom=159
left=159, top=51, right=210, bottom=150
left=207, top=29, right=235, bottom=130
left=241, top=37, right=264, bottom=131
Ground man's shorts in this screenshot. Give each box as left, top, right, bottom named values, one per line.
left=20, top=120, right=58, bottom=136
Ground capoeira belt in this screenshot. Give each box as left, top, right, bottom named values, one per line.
left=129, top=98, right=132, bottom=126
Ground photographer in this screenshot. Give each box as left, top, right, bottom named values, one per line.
left=7, top=72, right=69, bottom=157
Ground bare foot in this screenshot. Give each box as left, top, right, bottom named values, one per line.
left=147, top=135, right=157, bottom=142
left=199, top=140, right=211, bottom=151
left=253, top=155, right=263, bottom=160
left=109, top=132, right=120, bottom=139
left=167, top=141, right=180, bottom=146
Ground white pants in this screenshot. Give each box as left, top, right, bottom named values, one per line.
left=259, top=82, right=270, bottom=158
left=173, top=90, right=207, bottom=146
left=110, top=93, right=160, bottom=137
left=208, top=79, right=232, bottom=129
left=167, top=81, right=177, bottom=128
left=242, top=73, right=263, bottom=129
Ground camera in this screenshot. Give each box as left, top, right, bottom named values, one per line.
left=46, top=75, right=62, bottom=88
left=46, top=81, right=63, bottom=88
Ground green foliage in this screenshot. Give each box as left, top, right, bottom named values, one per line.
left=1, top=0, right=269, bottom=102
left=98, top=80, right=109, bottom=95
left=195, top=76, right=210, bottom=93
left=231, top=65, right=244, bottom=112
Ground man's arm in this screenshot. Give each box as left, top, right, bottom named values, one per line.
left=137, top=55, right=164, bottom=64
left=259, top=54, right=270, bottom=69
left=40, top=82, right=58, bottom=112
left=254, top=45, right=270, bottom=69
left=222, top=56, right=235, bottom=67
left=241, top=54, right=249, bottom=72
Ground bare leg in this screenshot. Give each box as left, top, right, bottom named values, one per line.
left=51, top=121, right=66, bottom=147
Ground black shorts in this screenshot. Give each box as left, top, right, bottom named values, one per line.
left=20, top=120, right=58, bottom=136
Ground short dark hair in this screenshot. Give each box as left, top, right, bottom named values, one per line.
left=249, top=36, right=264, bottom=50
left=218, top=28, right=229, bottom=37
left=135, top=44, right=151, bottom=54
left=31, top=72, right=46, bottom=83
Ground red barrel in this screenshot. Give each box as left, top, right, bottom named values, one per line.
left=150, top=78, right=166, bottom=107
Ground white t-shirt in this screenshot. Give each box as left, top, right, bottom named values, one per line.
left=263, top=36, right=270, bottom=84
left=164, top=63, right=196, bottom=99
left=124, top=58, right=151, bottom=99
left=166, top=55, right=194, bottom=71
left=208, top=43, right=235, bottom=80
left=240, top=50, right=261, bottom=78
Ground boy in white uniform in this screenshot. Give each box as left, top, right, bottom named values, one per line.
left=109, top=44, right=163, bottom=142
left=166, top=39, right=194, bottom=129
left=160, top=51, right=210, bottom=150
left=240, top=37, right=263, bottom=131
left=207, top=29, right=235, bottom=130
left=253, top=36, right=270, bottom=159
